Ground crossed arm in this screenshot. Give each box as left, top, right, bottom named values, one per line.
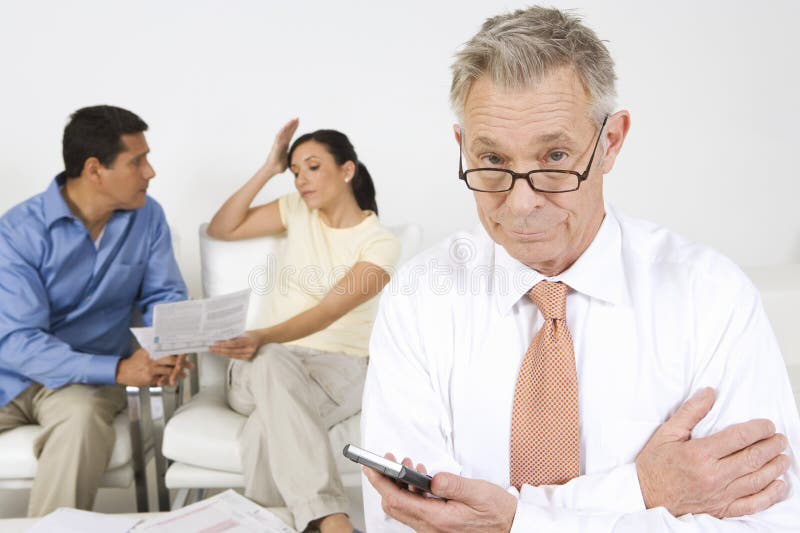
left=364, top=389, right=793, bottom=532
left=361, top=282, right=800, bottom=532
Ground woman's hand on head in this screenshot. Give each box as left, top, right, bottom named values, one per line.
left=209, top=330, right=262, bottom=360
left=264, top=118, right=300, bottom=176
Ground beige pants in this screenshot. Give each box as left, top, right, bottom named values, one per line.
left=226, top=343, right=367, bottom=532
left=0, top=383, right=127, bottom=517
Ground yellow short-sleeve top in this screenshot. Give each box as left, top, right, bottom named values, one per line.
left=260, top=192, right=400, bottom=356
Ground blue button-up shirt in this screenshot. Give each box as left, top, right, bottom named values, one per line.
left=0, top=173, right=188, bottom=406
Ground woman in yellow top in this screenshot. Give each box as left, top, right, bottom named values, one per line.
left=207, top=119, right=400, bottom=533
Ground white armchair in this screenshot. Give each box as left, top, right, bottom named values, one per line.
left=0, top=386, right=175, bottom=513
left=161, top=223, right=423, bottom=514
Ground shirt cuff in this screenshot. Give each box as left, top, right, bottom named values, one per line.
left=83, top=354, right=122, bottom=385
left=614, top=462, right=647, bottom=512
left=515, top=463, right=646, bottom=514
left=510, top=501, right=623, bottom=533
left=587, top=463, right=647, bottom=513
left=508, top=463, right=645, bottom=532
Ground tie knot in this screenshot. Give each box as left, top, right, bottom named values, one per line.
left=529, top=281, right=568, bottom=319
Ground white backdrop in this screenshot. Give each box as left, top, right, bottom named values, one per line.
left=1, top=0, right=798, bottom=296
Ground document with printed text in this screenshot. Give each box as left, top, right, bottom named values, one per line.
left=135, top=489, right=296, bottom=532
left=27, top=489, right=295, bottom=533
left=26, top=508, right=140, bottom=533
left=131, top=289, right=250, bottom=358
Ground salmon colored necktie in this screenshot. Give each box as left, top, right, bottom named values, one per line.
left=510, top=280, right=580, bottom=489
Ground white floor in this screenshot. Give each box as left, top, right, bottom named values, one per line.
left=0, top=457, right=366, bottom=531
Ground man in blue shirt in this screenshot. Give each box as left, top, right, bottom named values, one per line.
left=0, top=105, right=190, bottom=516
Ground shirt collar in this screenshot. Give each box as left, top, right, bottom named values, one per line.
left=493, top=204, right=625, bottom=316
left=42, top=172, right=135, bottom=231
left=43, top=172, right=77, bottom=227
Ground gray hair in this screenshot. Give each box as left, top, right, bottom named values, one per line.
left=450, top=6, right=617, bottom=125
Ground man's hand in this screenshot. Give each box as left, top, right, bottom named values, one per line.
left=636, top=387, right=789, bottom=518
left=116, top=348, right=192, bottom=387
left=210, top=331, right=261, bottom=360
left=157, top=353, right=194, bottom=387
left=364, top=453, right=517, bottom=532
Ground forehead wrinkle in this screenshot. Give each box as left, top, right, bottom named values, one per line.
left=466, top=85, right=583, bottom=114
left=466, top=106, right=583, bottom=153
left=463, top=77, right=592, bottom=157
left=467, top=114, right=577, bottom=149
left=467, top=102, right=579, bottom=128
left=537, top=131, right=574, bottom=144
left=466, top=92, right=581, bottom=125
left=463, top=73, right=591, bottom=131
left=471, top=136, right=498, bottom=150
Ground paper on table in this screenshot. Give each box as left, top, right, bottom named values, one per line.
left=135, top=489, right=296, bottom=533
left=26, top=507, right=140, bottom=533
left=131, top=289, right=250, bottom=358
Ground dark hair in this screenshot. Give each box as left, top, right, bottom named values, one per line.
left=62, top=105, right=148, bottom=179
left=287, top=129, right=378, bottom=215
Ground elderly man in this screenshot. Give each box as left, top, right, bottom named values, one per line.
left=0, top=105, right=190, bottom=516
left=361, top=7, right=799, bottom=532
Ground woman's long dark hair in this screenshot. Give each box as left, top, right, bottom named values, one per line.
left=288, top=130, right=378, bottom=215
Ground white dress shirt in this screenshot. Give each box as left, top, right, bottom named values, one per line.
left=361, top=205, right=800, bottom=532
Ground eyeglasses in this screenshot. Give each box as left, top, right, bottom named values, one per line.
left=458, top=115, right=608, bottom=193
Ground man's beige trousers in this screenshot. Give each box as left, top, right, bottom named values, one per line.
left=0, top=383, right=126, bottom=516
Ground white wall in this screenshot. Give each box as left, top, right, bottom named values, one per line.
left=1, top=0, right=798, bottom=296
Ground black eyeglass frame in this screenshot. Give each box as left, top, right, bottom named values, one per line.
left=458, top=115, right=609, bottom=193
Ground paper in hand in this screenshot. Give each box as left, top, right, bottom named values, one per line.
left=132, top=289, right=250, bottom=358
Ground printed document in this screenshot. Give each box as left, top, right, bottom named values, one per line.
left=25, top=508, right=140, bottom=532
left=26, top=490, right=295, bottom=533
left=131, top=289, right=249, bottom=358
left=135, top=489, right=296, bottom=532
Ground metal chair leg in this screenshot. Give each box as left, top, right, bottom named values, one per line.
left=172, top=488, right=191, bottom=509
left=148, top=386, right=172, bottom=511
left=188, top=352, right=199, bottom=397
left=126, top=386, right=149, bottom=512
